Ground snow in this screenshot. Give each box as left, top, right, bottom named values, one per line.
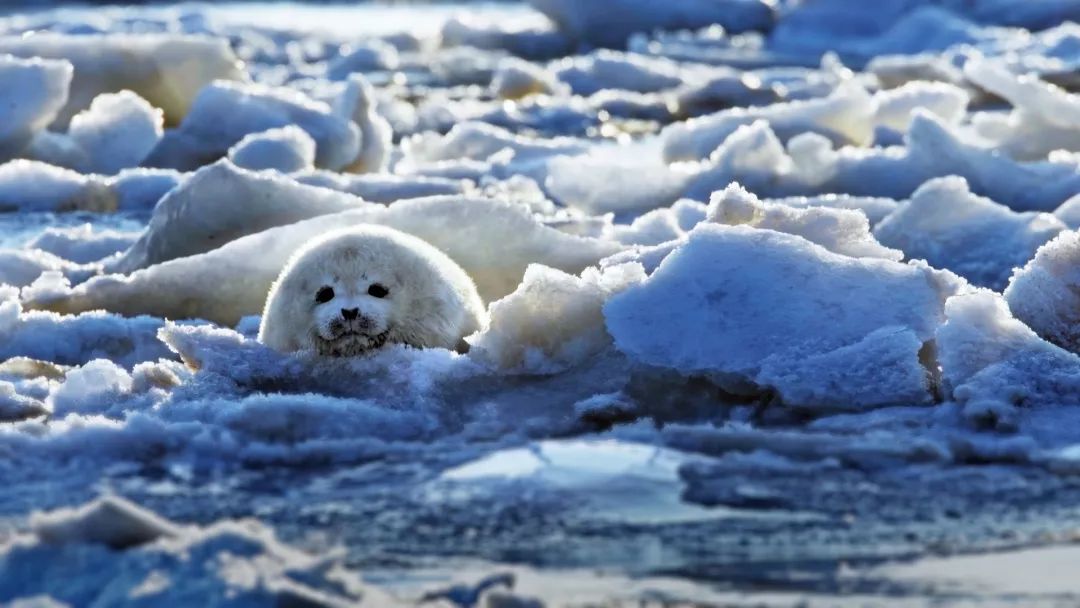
left=227, top=125, right=316, bottom=173
left=0, top=1, right=1078, bottom=604
left=145, top=80, right=360, bottom=171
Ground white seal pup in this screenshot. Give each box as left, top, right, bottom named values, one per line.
left=258, top=225, right=486, bottom=356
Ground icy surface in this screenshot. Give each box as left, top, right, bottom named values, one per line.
left=0, top=1, right=1078, bottom=605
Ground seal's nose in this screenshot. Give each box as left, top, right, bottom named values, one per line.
left=341, top=308, right=359, bottom=320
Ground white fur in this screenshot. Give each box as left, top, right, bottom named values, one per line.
left=258, top=226, right=486, bottom=356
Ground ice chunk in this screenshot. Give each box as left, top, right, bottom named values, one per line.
left=687, top=113, right=1080, bottom=212
left=326, top=39, right=400, bottom=78
left=0, top=34, right=245, bottom=127
left=402, top=121, right=587, bottom=166
left=755, top=326, right=933, bottom=411
left=296, top=171, right=468, bottom=203
left=662, top=82, right=876, bottom=162
left=706, top=183, right=902, bottom=260
left=491, top=57, right=567, bottom=100
left=332, top=74, right=392, bottom=173
left=1005, top=231, right=1080, bottom=354
left=937, top=290, right=1080, bottom=413
left=0, top=288, right=171, bottom=367
left=0, top=496, right=394, bottom=606
left=31, top=91, right=163, bottom=174
left=440, top=13, right=572, bottom=60
left=544, top=141, right=689, bottom=216
left=49, top=359, right=132, bottom=417
left=0, top=54, right=72, bottom=159
left=963, top=60, right=1080, bottom=160
left=468, top=263, right=645, bottom=373
left=0, top=160, right=116, bottom=213
left=33, top=196, right=622, bottom=325
left=145, top=80, right=360, bottom=171
left=874, top=177, right=1065, bottom=290
left=227, top=125, right=316, bottom=173
left=965, top=60, right=1080, bottom=131
left=30, top=495, right=178, bottom=549
left=0, top=249, right=88, bottom=289
left=872, top=80, right=969, bottom=133
left=529, top=0, right=774, bottom=48
left=109, top=161, right=369, bottom=273
left=605, top=224, right=960, bottom=408
left=553, top=50, right=684, bottom=96
left=766, top=194, right=899, bottom=226
left=106, top=168, right=183, bottom=212
left=0, top=381, right=47, bottom=422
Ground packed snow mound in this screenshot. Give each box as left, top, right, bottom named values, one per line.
left=109, top=160, right=370, bottom=273
left=227, top=125, right=316, bottom=173
left=1005, top=231, right=1080, bottom=355
left=706, top=182, right=903, bottom=260
left=0, top=495, right=397, bottom=606
left=604, top=224, right=964, bottom=409
left=874, top=176, right=1066, bottom=290
left=529, top=0, right=774, bottom=48
left=145, top=80, right=360, bottom=171
left=32, top=196, right=622, bottom=325
left=937, top=291, right=1080, bottom=417
left=0, top=54, right=72, bottom=160
left=467, top=262, right=645, bottom=373
left=0, top=34, right=245, bottom=127
left=333, top=74, right=393, bottom=174
left=0, top=160, right=116, bottom=212
left=31, top=90, right=163, bottom=175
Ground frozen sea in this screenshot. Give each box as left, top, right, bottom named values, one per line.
left=0, top=0, right=1080, bottom=606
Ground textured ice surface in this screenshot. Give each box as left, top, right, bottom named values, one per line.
left=0, top=1, right=1078, bottom=605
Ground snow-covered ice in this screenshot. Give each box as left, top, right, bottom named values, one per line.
left=0, top=1, right=1078, bottom=605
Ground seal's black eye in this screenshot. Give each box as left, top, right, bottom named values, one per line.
left=315, top=286, right=335, bottom=303
left=368, top=283, right=389, bottom=298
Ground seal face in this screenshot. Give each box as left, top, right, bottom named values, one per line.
left=258, top=225, right=486, bottom=357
